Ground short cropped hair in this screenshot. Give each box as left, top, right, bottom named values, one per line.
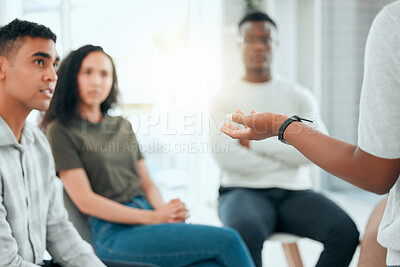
left=0, top=19, right=56, bottom=62
left=238, top=10, right=277, bottom=32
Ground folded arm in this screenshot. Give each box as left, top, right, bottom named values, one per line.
left=210, top=125, right=288, bottom=174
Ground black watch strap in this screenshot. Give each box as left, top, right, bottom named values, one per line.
left=278, top=115, right=313, bottom=145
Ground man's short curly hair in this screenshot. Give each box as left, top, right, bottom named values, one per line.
left=0, top=19, right=56, bottom=63
left=238, top=10, right=277, bottom=34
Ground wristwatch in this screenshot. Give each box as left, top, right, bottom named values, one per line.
left=278, top=115, right=313, bottom=145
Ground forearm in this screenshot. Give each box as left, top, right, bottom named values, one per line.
left=136, top=159, right=165, bottom=209
left=223, top=112, right=399, bottom=193
left=137, top=161, right=188, bottom=222
left=144, top=186, right=165, bottom=210
left=284, top=120, right=399, bottom=194
left=77, top=192, right=158, bottom=224
left=60, top=168, right=161, bottom=224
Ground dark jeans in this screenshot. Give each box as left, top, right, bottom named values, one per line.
left=218, top=187, right=360, bottom=267
left=102, top=259, right=159, bottom=267
left=42, top=260, right=61, bottom=267
left=43, top=259, right=158, bottom=267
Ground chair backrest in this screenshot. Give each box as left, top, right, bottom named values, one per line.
left=62, top=190, right=92, bottom=244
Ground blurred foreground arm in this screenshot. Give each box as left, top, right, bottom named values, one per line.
left=221, top=112, right=400, bottom=194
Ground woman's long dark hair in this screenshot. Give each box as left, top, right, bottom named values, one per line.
left=40, top=45, right=119, bottom=130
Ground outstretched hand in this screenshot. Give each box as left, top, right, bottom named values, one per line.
left=220, top=110, right=287, bottom=141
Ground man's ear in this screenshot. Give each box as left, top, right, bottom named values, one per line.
left=0, top=56, right=7, bottom=80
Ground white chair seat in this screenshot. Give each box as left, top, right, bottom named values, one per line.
left=267, top=232, right=303, bottom=243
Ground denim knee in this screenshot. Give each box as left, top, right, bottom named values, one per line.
left=328, top=216, right=360, bottom=249
left=229, top=218, right=267, bottom=243
left=215, top=227, right=242, bottom=243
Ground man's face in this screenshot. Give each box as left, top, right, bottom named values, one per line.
left=240, top=21, right=277, bottom=72
left=1, top=37, right=59, bottom=112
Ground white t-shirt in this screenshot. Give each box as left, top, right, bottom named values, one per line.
left=210, top=75, right=327, bottom=189
left=358, top=1, right=400, bottom=264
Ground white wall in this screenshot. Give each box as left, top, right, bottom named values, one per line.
left=0, top=0, right=22, bottom=25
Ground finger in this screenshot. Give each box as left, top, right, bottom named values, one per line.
left=173, top=209, right=189, bottom=217
left=221, top=125, right=249, bottom=139
left=174, top=199, right=186, bottom=206
left=222, top=122, right=240, bottom=130
left=227, top=113, right=247, bottom=126
left=168, top=217, right=186, bottom=223
left=235, top=109, right=252, bottom=129
left=175, top=212, right=190, bottom=222
left=239, top=139, right=250, bottom=148
left=167, top=218, right=181, bottom=223
left=167, top=199, right=175, bottom=205
left=236, top=109, right=245, bottom=115
left=250, top=110, right=256, bottom=115
left=220, top=125, right=238, bottom=136
left=174, top=205, right=186, bottom=212
left=169, top=210, right=189, bottom=222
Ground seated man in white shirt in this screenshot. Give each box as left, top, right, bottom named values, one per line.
left=0, top=19, right=105, bottom=267
left=210, top=11, right=359, bottom=267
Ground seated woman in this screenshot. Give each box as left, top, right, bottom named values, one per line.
left=41, top=45, right=254, bottom=267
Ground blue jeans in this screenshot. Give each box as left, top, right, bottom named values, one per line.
left=219, top=187, right=360, bottom=267
left=89, top=195, right=255, bottom=267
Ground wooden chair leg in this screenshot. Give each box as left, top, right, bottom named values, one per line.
left=282, top=243, right=303, bottom=267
